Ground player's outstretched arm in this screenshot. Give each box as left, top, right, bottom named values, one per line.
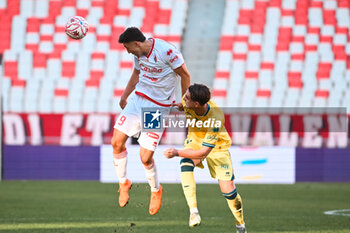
left=174, top=63, right=191, bottom=97
left=119, top=68, right=140, bottom=109
left=164, top=146, right=212, bottom=160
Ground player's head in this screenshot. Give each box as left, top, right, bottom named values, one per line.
left=184, top=83, right=211, bottom=109
left=118, top=27, right=146, bottom=57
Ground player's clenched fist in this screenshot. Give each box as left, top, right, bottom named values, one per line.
left=171, top=102, right=184, bottom=111
left=163, top=148, right=179, bottom=158
left=119, top=98, right=127, bottom=109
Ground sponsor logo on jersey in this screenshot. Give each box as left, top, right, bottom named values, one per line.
left=140, top=63, right=162, bottom=73
left=221, top=165, right=229, bottom=169
left=147, top=132, right=160, bottom=139
left=206, top=135, right=218, bottom=140
left=143, top=74, right=158, bottom=82
left=170, top=55, right=178, bottom=63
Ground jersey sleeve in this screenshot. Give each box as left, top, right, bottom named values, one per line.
left=165, top=45, right=184, bottom=70
left=134, top=56, right=140, bottom=70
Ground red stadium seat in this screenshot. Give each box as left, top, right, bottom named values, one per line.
left=12, top=79, right=26, bottom=87
left=86, top=79, right=100, bottom=87
left=256, top=89, right=271, bottom=98
left=212, top=90, right=227, bottom=98
left=245, top=72, right=259, bottom=79
left=114, top=89, right=124, bottom=97
left=61, top=61, right=75, bottom=78
left=33, top=53, right=47, bottom=68
left=219, top=36, right=234, bottom=51
left=215, top=71, right=230, bottom=79
left=315, top=90, right=329, bottom=98
left=4, top=61, right=18, bottom=78
left=63, top=0, right=76, bottom=7
left=120, top=61, right=133, bottom=69
left=54, top=89, right=69, bottom=97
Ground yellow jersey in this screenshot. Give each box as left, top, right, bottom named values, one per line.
left=182, top=98, right=232, bottom=150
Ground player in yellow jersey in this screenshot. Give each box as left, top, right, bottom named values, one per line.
left=164, top=83, right=246, bottom=233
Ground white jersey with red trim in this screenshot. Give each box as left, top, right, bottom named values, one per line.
left=134, top=38, right=185, bottom=106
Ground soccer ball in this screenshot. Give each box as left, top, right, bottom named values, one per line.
left=65, top=16, right=89, bottom=40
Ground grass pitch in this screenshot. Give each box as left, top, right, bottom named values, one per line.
left=0, top=181, right=349, bottom=233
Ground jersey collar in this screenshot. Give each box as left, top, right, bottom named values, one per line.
left=146, top=38, right=155, bottom=58
left=203, top=103, right=210, bottom=116
left=194, top=104, right=210, bottom=118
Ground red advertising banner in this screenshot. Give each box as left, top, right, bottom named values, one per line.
left=2, top=113, right=350, bottom=147
left=2, top=113, right=118, bottom=146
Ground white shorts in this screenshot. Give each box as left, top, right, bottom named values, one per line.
left=114, top=93, right=170, bottom=151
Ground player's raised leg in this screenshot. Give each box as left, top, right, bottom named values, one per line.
left=219, top=180, right=246, bottom=233
left=111, top=128, right=132, bottom=207
left=180, top=158, right=202, bottom=227
left=139, top=146, right=162, bottom=215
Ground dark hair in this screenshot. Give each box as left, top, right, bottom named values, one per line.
left=118, top=27, right=146, bottom=43
left=188, top=83, right=211, bottom=106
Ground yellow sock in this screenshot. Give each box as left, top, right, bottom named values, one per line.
left=180, top=158, right=197, bottom=209
left=223, top=189, right=244, bottom=225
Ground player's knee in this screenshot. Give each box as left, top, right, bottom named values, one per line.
left=110, top=137, right=119, bottom=148
left=111, top=137, right=125, bottom=153
left=180, top=158, right=194, bottom=172
left=222, top=188, right=237, bottom=200
left=140, top=156, right=153, bottom=166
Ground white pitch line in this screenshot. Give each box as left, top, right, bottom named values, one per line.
left=0, top=220, right=186, bottom=230
left=323, top=209, right=350, bottom=217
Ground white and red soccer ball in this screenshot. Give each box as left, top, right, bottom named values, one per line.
left=65, top=16, right=89, bottom=40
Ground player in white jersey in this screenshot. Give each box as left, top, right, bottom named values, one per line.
left=111, top=27, right=191, bottom=215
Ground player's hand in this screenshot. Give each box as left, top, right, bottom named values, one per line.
left=119, top=98, right=127, bottom=109
left=163, top=148, right=179, bottom=159
left=171, top=102, right=184, bottom=111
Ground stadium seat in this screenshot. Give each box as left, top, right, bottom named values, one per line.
left=18, top=50, right=32, bottom=80
left=11, top=16, right=26, bottom=52
left=67, top=78, right=84, bottom=112
left=9, top=86, right=25, bottom=112
left=1, top=76, right=10, bottom=112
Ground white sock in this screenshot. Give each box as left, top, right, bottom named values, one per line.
left=113, top=150, right=128, bottom=184
left=144, top=159, right=159, bottom=192
left=190, top=207, right=199, bottom=215
left=236, top=223, right=245, bottom=228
